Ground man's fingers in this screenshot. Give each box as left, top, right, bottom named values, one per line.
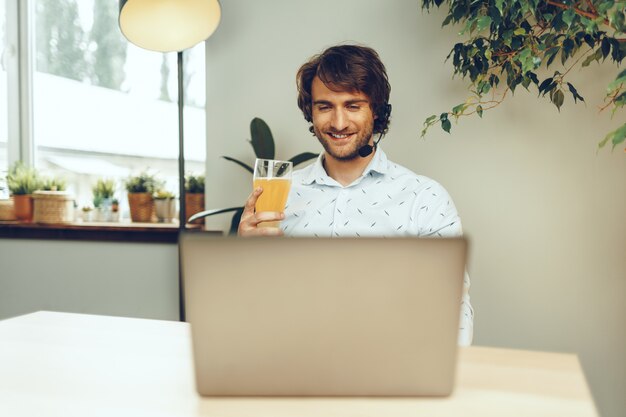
left=242, top=187, right=263, bottom=215
left=253, top=211, right=285, bottom=225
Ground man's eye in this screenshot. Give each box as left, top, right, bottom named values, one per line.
left=347, top=105, right=361, bottom=111
left=317, top=105, right=331, bottom=111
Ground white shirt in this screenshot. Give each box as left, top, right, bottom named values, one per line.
left=282, top=148, right=474, bottom=345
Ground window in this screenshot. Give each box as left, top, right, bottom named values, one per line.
left=5, top=0, right=206, bottom=217
left=0, top=0, right=8, bottom=197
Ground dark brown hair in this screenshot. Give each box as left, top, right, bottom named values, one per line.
left=296, top=44, right=391, bottom=135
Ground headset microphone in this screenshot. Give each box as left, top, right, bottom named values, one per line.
left=358, top=135, right=381, bottom=158
left=358, top=103, right=391, bottom=158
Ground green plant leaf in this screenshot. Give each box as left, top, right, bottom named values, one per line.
left=249, top=117, right=275, bottom=159
left=289, top=152, right=319, bottom=167
left=566, top=82, right=585, bottom=103
left=441, top=118, right=452, bottom=133
left=477, top=105, right=483, bottom=118
left=553, top=89, right=565, bottom=111
left=222, top=156, right=254, bottom=174
left=476, top=16, right=492, bottom=32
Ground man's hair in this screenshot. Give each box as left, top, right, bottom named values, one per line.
left=296, top=44, right=391, bottom=135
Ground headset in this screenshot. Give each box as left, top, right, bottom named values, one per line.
left=357, top=103, right=392, bottom=158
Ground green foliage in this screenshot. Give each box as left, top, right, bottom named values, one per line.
left=41, top=176, right=67, bottom=192
left=89, top=0, right=127, bottom=89
left=93, top=178, right=116, bottom=199
left=124, top=171, right=162, bottom=194
left=185, top=175, right=205, bottom=194
left=421, top=0, right=626, bottom=152
left=154, top=190, right=176, bottom=199
left=36, top=0, right=87, bottom=81
left=6, top=162, right=41, bottom=195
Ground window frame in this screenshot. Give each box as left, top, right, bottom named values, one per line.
left=1, top=0, right=209, bottom=238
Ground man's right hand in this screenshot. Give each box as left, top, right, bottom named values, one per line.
left=237, top=187, right=285, bottom=237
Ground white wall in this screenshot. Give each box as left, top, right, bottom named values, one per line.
left=0, top=239, right=179, bottom=321
left=204, top=2, right=626, bottom=417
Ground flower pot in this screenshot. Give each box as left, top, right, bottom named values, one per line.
left=0, top=199, right=16, bottom=221
left=128, top=192, right=154, bottom=223
left=32, top=191, right=74, bottom=224
left=12, top=195, right=34, bottom=222
left=155, top=198, right=176, bottom=223
left=185, top=193, right=205, bottom=224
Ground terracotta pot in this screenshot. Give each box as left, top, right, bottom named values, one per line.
left=185, top=193, right=205, bottom=224
left=12, top=195, right=34, bottom=222
left=128, top=192, right=154, bottom=223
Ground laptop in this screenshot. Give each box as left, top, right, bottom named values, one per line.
left=180, top=234, right=467, bottom=397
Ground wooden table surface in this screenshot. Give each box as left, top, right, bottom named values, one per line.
left=0, top=311, right=598, bottom=417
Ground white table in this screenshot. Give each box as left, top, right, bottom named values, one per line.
left=0, top=311, right=598, bottom=417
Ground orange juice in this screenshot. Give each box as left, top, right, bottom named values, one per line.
left=253, top=178, right=291, bottom=227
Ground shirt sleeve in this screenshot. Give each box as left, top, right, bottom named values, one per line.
left=412, top=180, right=474, bottom=345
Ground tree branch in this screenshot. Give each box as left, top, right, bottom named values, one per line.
left=584, top=0, right=597, bottom=15
left=545, top=0, right=612, bottom=26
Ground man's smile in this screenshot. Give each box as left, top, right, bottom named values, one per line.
left=327, top=132, right=355, bottom=140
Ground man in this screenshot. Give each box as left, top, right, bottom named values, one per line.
left=238, top=45, right=473, bottom=345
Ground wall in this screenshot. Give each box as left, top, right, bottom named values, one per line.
left=204, top=2, right=626, bottom=417
left=0, top=239, right=179, bottom=321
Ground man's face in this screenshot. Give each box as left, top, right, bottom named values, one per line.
left=310, top=76, right=375, bottom=161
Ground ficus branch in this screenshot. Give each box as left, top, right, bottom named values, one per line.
left=545, top=0, right=607, bottom=23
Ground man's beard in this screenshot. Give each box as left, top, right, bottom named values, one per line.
left=313, top=122, right=374, bottom=161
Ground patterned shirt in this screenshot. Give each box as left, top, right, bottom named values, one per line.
left=281, top=148, right=474, bottom=345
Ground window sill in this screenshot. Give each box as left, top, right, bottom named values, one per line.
left=0, top=221, right=221, bottom=243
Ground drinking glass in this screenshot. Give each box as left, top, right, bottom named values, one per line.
left=253, top=159, right=293, bottom=228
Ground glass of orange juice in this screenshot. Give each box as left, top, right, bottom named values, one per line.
left=253, top=159, right=293, bottom=228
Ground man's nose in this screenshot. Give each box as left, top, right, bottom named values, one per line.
left=330, top=109, right=348, bottom=131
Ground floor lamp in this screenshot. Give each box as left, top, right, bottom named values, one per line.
left=119, top=0, right=221, bottom=321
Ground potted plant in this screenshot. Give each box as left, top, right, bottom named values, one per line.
left=185, top=174, right=205, bottom=224
left=32, top=175, right=74, bottom=224
left=111, top=198, right=120, bottom=222
left=210, top=117, right=317, bottom=234
left=6, top=162, right=41, bottom=222
left=92, top=178, right=116, bottom=222
left=125, top=171, right=161, bottom=223
left=81, top=205, right=94, bottom=222
left=154, top=190, right=176, bottom=223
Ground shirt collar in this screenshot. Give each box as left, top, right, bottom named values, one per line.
left=301, top=147, right=390, bottom=186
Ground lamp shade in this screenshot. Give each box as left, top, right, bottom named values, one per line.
left=119, top=0, right=221, bottom=52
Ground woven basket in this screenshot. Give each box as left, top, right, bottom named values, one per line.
left=185, top=193, right=205, bottom=224
left=128, top=192, right=154, bottom=223
left=32, top=191, right=74, bottom=224
left=0, top=199, right=17, bottom=221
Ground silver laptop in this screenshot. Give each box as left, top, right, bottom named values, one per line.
left=180, top=234, right=467, bottom=397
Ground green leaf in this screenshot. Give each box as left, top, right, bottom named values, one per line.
left=452, top=103, right=467, bottom=115
left=221, top=156, right=254, bottom=174
left=566, top=82, right=585, bottom=103
left=553, top=89, right=565, bottom=111
left=562, top=8, right=575, bottom=27
left=599, top=123, right=626, bottom=150
left=441, top=118, right=452, bottom=133
left=476, top=16, right=492, bottom=32
left=425, top=114, right=438, bottom=124
left=495, top=0, right=504, bottom=14
left=289, top=152, right=319, bottom=167
left=611, top=123, right=626, bottom=148
left=249, top=117, right=275, bottom=159
left=607, top=69, right=626, bottom=92
left=477, top=105, right=483, bottom=118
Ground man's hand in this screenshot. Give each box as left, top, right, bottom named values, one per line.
left=237, top=187, right=285, bottom=237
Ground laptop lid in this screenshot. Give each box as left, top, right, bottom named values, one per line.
left=180, top=234, right=467, bottom=397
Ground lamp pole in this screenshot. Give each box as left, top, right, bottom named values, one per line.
left=177, top=51, right=186, bottom=231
